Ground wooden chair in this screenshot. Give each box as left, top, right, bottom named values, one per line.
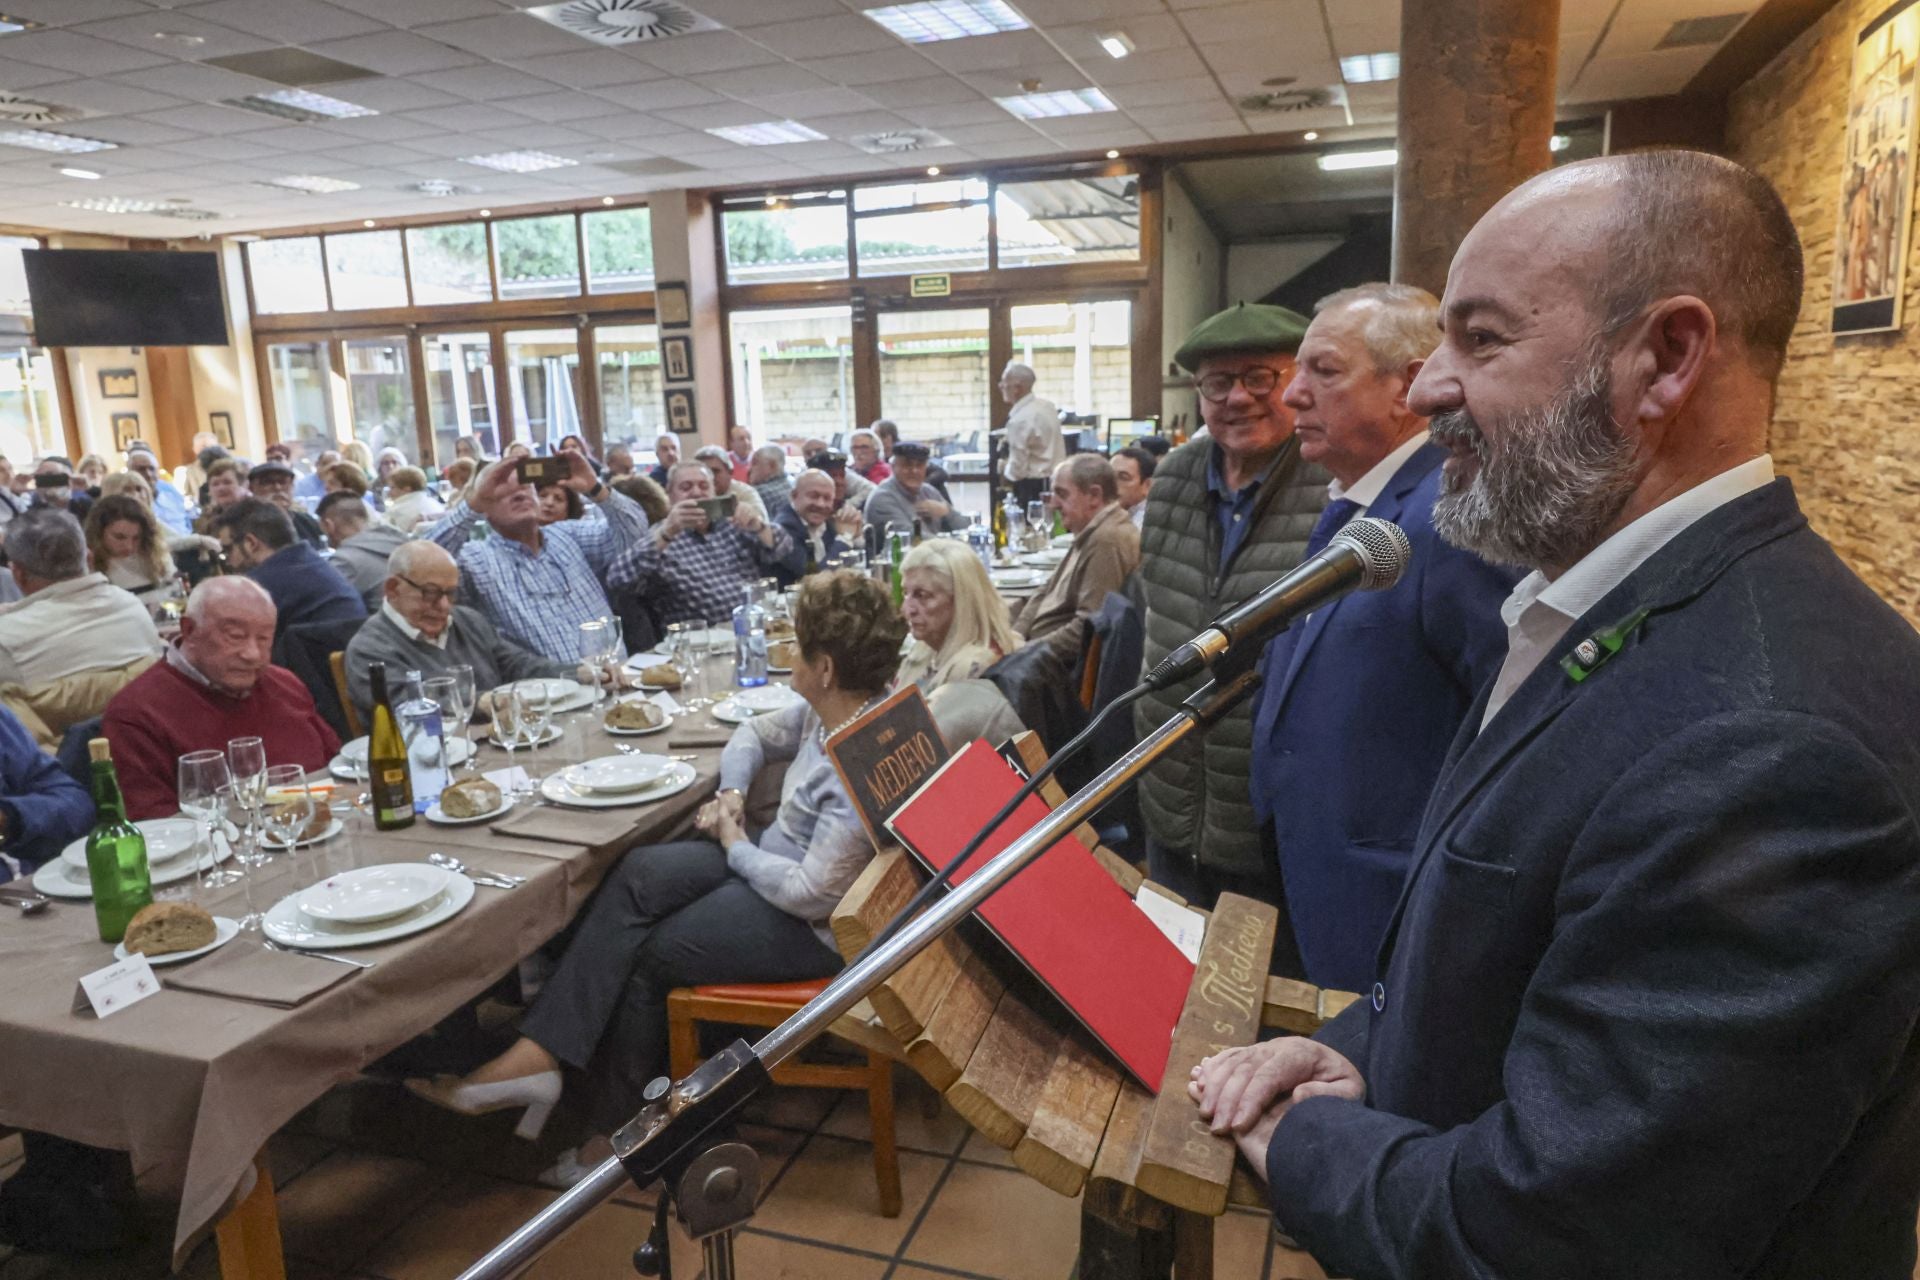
left=328, top=652, right=363, bottom=738
left=666, top=978, right=902, bottom=1217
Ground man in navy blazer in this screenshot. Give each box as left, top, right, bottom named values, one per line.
left=1249, top=283, right=1518, bottom=991
left=771, top=470, right=855, bottom=587
left=210, top=498, right=366, bottom=644
left=1193, top=152, right=1920, bottom=1279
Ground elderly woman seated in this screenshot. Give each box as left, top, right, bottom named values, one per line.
left=405, top=571, right=907, bottom=1175
left=894, top=538, right=1018, bottom=693
left=382, top=465, right=446, bottom=534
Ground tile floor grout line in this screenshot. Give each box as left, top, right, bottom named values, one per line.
left=879, top=1142, right=966, bottom=1280
left=734, top=1222, right=902, bottom=1263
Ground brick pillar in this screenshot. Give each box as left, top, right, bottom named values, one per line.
left=1392, top=0, right=1562, bottom=294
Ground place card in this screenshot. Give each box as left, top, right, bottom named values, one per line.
left=72, top=954, right=161, bottom=1019
left=484, top=765, right=531, bottom=793
left=647, top=691, right=682, bottom=716
left=1133, top=886, right=1206, bottom=964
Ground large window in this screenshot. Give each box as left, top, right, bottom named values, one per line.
left=506, top=328, right=581, bottom=449
left=728, top=306, right=854, bottom=444
left=248, top=237, right=329, bottom=314
left=1009, top=299, right=1133, bottom=432
left=406, top=223, right=491, bottom=305
left=595, top=323, right=661, bottom=448
left=264, top=341, right=336, bottom=458
left=343, top=337, right=416, bottom=461
left=722, top=193, right=849, bottom=284
left=876, top=308, right=990, bottom=450
left=423, top=331, right=497, bottom=463
left=584, top=208, right=654, bottom=294
left=855, top=178, right=990, bottom=276
left=0, top=347, right=64, bottom=463
left=995, top=176, right=1141, bottom=267
left=495, top=215, right=580, bottom=301
left=325, top=230, right=408, bottom=310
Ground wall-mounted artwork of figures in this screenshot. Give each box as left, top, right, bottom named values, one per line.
left=1834, top=0, right=1920, bottom=335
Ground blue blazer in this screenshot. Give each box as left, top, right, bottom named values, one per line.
left=1267, top=479, right=1920, bottom=1280
left=1248, top=443, right=1517, bottom=990
left=771, top=505, right=849, bottom=587
left=247, top=541, right=367, bottom=639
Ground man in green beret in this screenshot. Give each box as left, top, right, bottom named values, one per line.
left=1134, top=302, right=1330, bottom=969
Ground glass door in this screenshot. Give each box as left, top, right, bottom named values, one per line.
left=728, top=305, right=854, bottom=449
left=265, top=340, right=337, bottom=460
left=594, top=322, right=662, bottom=452
left=1009, top=299, right=1134, bottom=444
left=504, top=327, right=581, bottom=451
left=0, top=346, right=65, bottom=464
left=423, top=330, right=498, bottom=463
left=342, top=336, right=416, bottom=462
left=875, top=306, right=991, bottom=453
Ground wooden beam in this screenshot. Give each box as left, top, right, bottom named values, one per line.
left=1013, top=1032, right=1124, bottom=1196
left=1684, top=0, right=1841, bottom=102
left=250, top=292, right=658, bottom=335
left=49, top=347, right=80, bottom=462
left=945, top=989, right=1060, bottom=1149
left=405, top=330, right=432, bottom=466
left=907, top=944, right=1005, bottom=1091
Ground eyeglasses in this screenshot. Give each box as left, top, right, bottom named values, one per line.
left=396, top=574, right=458, bottom=606
left=1194, top=366, right=1285, bottom=403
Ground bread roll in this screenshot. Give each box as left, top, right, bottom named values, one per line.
left=640, top=664, right=682, bottom=689
left=605, top=700, right=664, bottom=731
left=124, top=901, right=216, bottom=956
left=768, top=638, right=799, bottom=669
left=764, top=617, right=796, bottom=639
left=440, top=777, right=503, bottom=819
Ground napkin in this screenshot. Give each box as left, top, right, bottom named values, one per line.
left=668, top=720, right=736, bottom=749
left=162, top=941, right=358, bottom=1008
left=493, top=803, right=642, bottom=849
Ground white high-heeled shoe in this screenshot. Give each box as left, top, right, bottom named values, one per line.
left=404, top=1069, right=562, bottom=1140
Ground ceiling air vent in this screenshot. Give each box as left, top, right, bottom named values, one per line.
left=1656, top=12, right=1750, bottom=49
left=0, top=94, right=82, bottom=125
left=851, top=129, right=951, bottom=154
left=1237, top=85, right=1344, bottom=113
left=411, top=179, right=481, bottom=197
left=525, top=0, right=720, bottom=46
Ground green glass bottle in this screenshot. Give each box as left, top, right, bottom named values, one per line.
left=84, top=738, right=151, bottom=944
left=889, top=530, right=905, bottom=608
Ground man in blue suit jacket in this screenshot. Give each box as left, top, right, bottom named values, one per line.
left=210, top=498, right=366, bottom=644
left=771, top=470, right=854, bottom=587
left=1249, top=283, right=1518, bottom=992
left=1194, top=153, right=1920, bottom=1279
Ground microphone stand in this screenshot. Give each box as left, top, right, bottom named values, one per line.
left=456, top=657, right=1268, bottom=1280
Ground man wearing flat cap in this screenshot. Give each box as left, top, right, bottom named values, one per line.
left=247, top=459, right=326, bottom=548
left=1135, top=302, right=1330, bottom=963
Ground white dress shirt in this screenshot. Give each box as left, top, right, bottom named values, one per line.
left=381, top=600, right=449, bottom=650
left=1481, top=454, right=1776, bottom=729
left=0, top=573, right=161, bottom=688
left=1328, top=432, right=1428, bottom=514
left=1130, top=502, right=1145, bottom=530
left=1004, top=392, right=1063, bottom=481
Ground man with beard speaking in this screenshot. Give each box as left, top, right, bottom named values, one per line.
left=1190, top=151, right=1920, bottom=1279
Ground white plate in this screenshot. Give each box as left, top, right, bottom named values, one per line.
left=712, top=686, right=800, bottom=723
left=35, top=840, right=235, bottom=898
left=1019, top=550, right=1067, bottom=568
left=425, top=793, right=514, bottom=825
left=60, top=817, right=202, bottom=871
left=563, top=754, right=672, bottom=794
left=733, top=685, right=799, bottom=712
left=274, top=817, right=345, bottom=850
left=340, top=736, right=477, bottom=768
left=991, top=570, right=1043, bottom=589
left=115, top=916, right=239, bottom=967
left=1051, top=533, right=1074, bottom=549
left=624, top=650, right=676, bottom=671
left=539, top=761, right=697, bottom=809
left=298, top=863, right=454, bottom=924
left=603, top=700, right=672, bottom=736
left=263, top=874, right=475, bottom=950
left=478, top=723, right=565, bottom=749
left=651, top=627, right=732, bottom=655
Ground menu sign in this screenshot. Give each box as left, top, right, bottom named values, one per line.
left=826, top=685, right=950, bottom=848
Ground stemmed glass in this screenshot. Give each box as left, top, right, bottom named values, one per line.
left=490, top=684, right=529, bottom=798
left=666, top=622, right=705, bottom=713
left=421, top=676, right=460, bottom=779
left=178, top=750, right=238, bottom=890
left=579, top=620, right=615, bottom=710
left=448, top=664, right=478, bottom=772
left=259, top=766, right=314, bottom=882
left=227, top=736, right=267, bottom=854
left=514, top=681, right=554, bottom=796
left=220, top=781, right=273, bottom=931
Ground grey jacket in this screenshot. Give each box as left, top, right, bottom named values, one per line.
left=863, top=476, right=967, bottom=541
left=1133, top=436, right=1327, bottom=873
left=343, top=604, right=571, bottom=727
left=328, top=524, right=410, bottom=612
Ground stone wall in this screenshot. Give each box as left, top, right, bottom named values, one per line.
left=1729, top=0, right=1920, bottom=622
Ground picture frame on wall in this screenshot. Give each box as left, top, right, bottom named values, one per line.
left=209, top=410, right=234, bottom=448
left=665, top=387, right=696, bottom=434
left=656, top=281, right=690, bottom=329
left=110, top=412, right=140, bottom=451
left=98, top=368, right=138, bottom=399
left=1832, top=0, right=1920, bottom=336
left=662, top=334, right=692, bottom=382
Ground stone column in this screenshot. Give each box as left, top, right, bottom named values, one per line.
left=1392, top=0, right=1562, bottom=294
left=647, top=191, right=731, bottom=449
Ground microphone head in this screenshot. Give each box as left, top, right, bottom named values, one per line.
left=1331, top=517, right=1412, bottom=590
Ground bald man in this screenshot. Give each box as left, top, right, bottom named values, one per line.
left=1192, top=152, right=1920, bottom=1280
left=999, top=360, right=1060, bottom=505
left=103, top=578, right=340, bottom=819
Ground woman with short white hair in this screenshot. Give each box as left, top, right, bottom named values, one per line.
left=894, top=538, right=1018, bottom=693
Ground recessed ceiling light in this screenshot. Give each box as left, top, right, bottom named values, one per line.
left=926, top=165, right=940, bottom=175
left=410, top=179, right=478, bottom=198
left=257, top=175, right=361, bottom=194
left=864, top=0, right=1028, bottom=43
left=1550, top=134, right=1571, bottom=152
left=462, top=150, right=578, bottom=173
left=226, top=88, right=376, bottom=123
left=1097, top=31, right=1134, bottom=59
left=707, top=120, right=827, bottom=146
left=152, top=31, right=206, bottom=46
left=362, top=219, right=376, bottom=228
left=0, top=129, right=116, bottom=154
left=1303, top=130, right=1318, bottom=141
left=61, top=197, right=219, bottom=219
left=601, top=195, right=616, bottom=205
left=1318, top=147, right=1398, bottom=172
left=995, top=88, right=1115, bottom=120
left=479, top=208, right=492, bottom=217
left=57, top=166, right=100, bottom=180
left=764, top=195, right=779, bottom=206
left=1105, top=149, right=1119, bottom=159
left=1339, top=52, right=1399, bottom=84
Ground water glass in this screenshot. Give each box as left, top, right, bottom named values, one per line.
left=220, top=781, right=274, bottom=931
left=515, top=681, right=555, bottom=790
left=421, top=674, right=461, bottom=770
left=448, top=664, right=478, bottom=771
left=579, top=620, right=615, bottom=708
left=666, top=622, right=707, bottom=711
left=260, top=766, right=314, bottom=878
left=178, top=749, right=237, bottom=892
left=490, top=684, right=529, bottom=797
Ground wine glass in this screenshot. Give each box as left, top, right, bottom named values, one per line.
left=666, top=622, right=705, bottom=712
left=448, top=664, right=478, bottom=771
left=579, top=620, right=615, bottom=709
left=259, top=766, right=314, bottom=881
left=178, top=750, right=238, bottom=890
left=515, top=681, right=554, bottom=793
left=490, top=684, right=529, bottom=798
left=227, top=736, right=267, bottom=857
left=421, top=675, right=460, bottom=776
left=220, top=781, right=274, bottom=931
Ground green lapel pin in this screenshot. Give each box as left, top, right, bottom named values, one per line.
left=1560, top=607, right=1651, bottom=684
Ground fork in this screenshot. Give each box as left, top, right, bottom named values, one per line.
left=262, top=937, right=376, bottom=968
left=428, top=852, right=524, bottom=888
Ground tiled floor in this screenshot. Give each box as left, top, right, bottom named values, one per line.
left=0, top=1075, right=1328, bottom=1280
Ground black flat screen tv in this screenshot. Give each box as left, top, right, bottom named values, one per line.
left=22, top=248, right=230, bottom=347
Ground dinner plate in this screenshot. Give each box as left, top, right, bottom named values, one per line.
left=563, top=754, right=672, bottom=794
left=624, top=650, right=676, bottom=671
left=340, top=736, right=477, bottom=768
left=1051, top=533, right=1074, bottom=549
left=275, top=818, right=345, bottom=850
left=651, top=627, right=732, bottom=656
left=262, top=874, right=475, bottom=950
left=59, top=816, right=202, bottom=871
left=298, top=863, right=453, bottom=924
left=477, top=723, right=565, bottom=749
left=115, top=916, right=239, bottom=967
left=990, top=570, right=1043, bottom=590
left=34, top=840, right=235, bottom=899
left=711, top=686, right=801, bottom=723
left=424, top=794, right=515, bottom=825
left=603, top=699, right=672, bottom=736
left=539, top=761, right=697, bottom=809
left=1019, top=550, right=1068, bottom=568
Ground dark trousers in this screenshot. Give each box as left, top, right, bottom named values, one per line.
left=519, top=840, right=841, bottom=1132
left=1010, top=476, right=1048, bottom=506
left=1146, top=831, right=1307, bottom=981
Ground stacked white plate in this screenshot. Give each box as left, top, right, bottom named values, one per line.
left=515, top=677, right=594, bottom=713
left=990, top=568, right=1044, bottom=590
left=263, top=863, right=475, bottom=950
left=1020, top=549, right=1068, bottom=569
left=540, top=757, right=698, bottom=809
left=34, top=817, right=234, bottom=899
left=712, top=684, right=802, bottom=724
left=1051, top=533, right=1074, bottom=550
left=331, top=734, right=477, bottom=781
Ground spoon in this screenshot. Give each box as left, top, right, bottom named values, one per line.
left=262, top=938, right=375, bottom=968
left=428, top=852, right=524, bottom=888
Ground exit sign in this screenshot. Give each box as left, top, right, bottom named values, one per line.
left=909, top=273, right=952, bottom=298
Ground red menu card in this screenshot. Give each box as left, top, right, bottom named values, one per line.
left=885, top=740, right=1195, bottom=1091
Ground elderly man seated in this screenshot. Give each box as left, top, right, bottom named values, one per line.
left=748, top=445, right=792, bottom=517
left=863, top=442, right=967, bottom=542
left=773, top=470, right=860, bottom=587
left=124, top=448, right=189, bottom=535
left=344, top=542, right=583, bottom=728
left=319, top=492, right=409, bottom=611
left=610, top=461, right=791, bottom=627
left=0, top=509, right=161, bottom=748
left=806, top=448, right=876, bottom=510
left=247, top=461, right=325, bottom=546
left=423, top=450, right=650, bottom=665
left=647, top=433, right=679, bottom=486
left=693, top=445, right=767, bottom=522
left=103, top=578, right=340, bottom=819
left=1011, top=454, right=1140, bottom=665
left=212, top=499, right=366, bottom=641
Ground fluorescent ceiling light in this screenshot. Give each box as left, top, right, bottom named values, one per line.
left=257, top=175, right=361, bottom=194
left=1317, top=148, right=1397, bottom=172
left=61, top=197, right=167, bottom=213
left=0, top=129, right=116, bottom=154
left=57, top=166, right=100, bottom=180
left=227, top=88, right=376, bottom=122
left=1340, top=52, right=1399, bottom=83
left=0, top=13, right=42, bottom=34
left=995, top=87, right=1115, bottom=119
left=461, top=150, right=578, bottom=173
left=864, top=0, right=1028, bottom=43
left=706, top=120, right=827, bottom=145
left=1550, top=133, right=1571, bottom=152
left=1098, top=31, right=1133, bottom=58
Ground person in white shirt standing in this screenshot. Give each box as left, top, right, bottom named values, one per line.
left=999, top=361, right=1061, bottom=506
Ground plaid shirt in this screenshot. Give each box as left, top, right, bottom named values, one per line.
left=423, top=491, right=650, bottom=663
left=610, top=519, right=793, bottom=626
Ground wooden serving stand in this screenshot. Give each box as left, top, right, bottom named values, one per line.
left=826, top=735, right=1358, bottom=1279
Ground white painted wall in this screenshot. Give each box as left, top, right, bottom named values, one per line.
left=1159, top=173, right=1222, bottom=434
left=1223, top=238, right=1343, bottom=306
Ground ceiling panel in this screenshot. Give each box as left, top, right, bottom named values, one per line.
left=507, top=48, right=662, bottom=88
left=301, top=31, right=485, bottom=76
left=181, top=0, right=387, bottom=45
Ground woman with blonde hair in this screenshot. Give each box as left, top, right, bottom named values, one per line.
left=383, top=464, right=445, bottom=533
left=895, top=538, right=1018, bottom=693
left=76, top=453, right=109, bottom=497
left=85, top=494, right=175, bottom=599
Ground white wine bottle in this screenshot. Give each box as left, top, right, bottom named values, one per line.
left=367, top=661, right=415, bottom=830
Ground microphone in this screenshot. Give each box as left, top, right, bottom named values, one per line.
left=1144, top=516, right=1412, bottom=691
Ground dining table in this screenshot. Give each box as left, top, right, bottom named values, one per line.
left=0, top=664, right=790, bottom=1278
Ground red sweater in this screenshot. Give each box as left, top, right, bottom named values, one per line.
left=102, top=659, right=341, bottom=820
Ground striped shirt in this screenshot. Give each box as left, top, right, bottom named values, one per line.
left=609, top=519, right=792, bottom=627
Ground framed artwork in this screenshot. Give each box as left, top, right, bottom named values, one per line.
left=110, top=412, right=140, bottom=451
left=1833, top=0, right=1920, bottom=335
left=656, top=280, right=690, bottom=328
left=208, top=410, right=234, bottom=448
left=664, top=387, right=696, bottom=433
left=98, top=368, right=138, bottom=399
left=661, top=334, right=692, bottom=382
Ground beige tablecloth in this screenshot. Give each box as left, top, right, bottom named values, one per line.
left=0, top=699, right=743, bottom=1266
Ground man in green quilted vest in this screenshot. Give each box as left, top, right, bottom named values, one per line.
left=1136, top=302, right=1330, bottom=948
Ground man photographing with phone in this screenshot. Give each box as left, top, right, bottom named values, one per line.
left=611, top=460, right=792, bottom=627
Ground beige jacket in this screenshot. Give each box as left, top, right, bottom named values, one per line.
left=1012, top=503, right=1139, bottom=666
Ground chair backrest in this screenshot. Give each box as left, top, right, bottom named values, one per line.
left=329, top=651, right=363, bottom=738
left=280, top=616, right=367, bottom=741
